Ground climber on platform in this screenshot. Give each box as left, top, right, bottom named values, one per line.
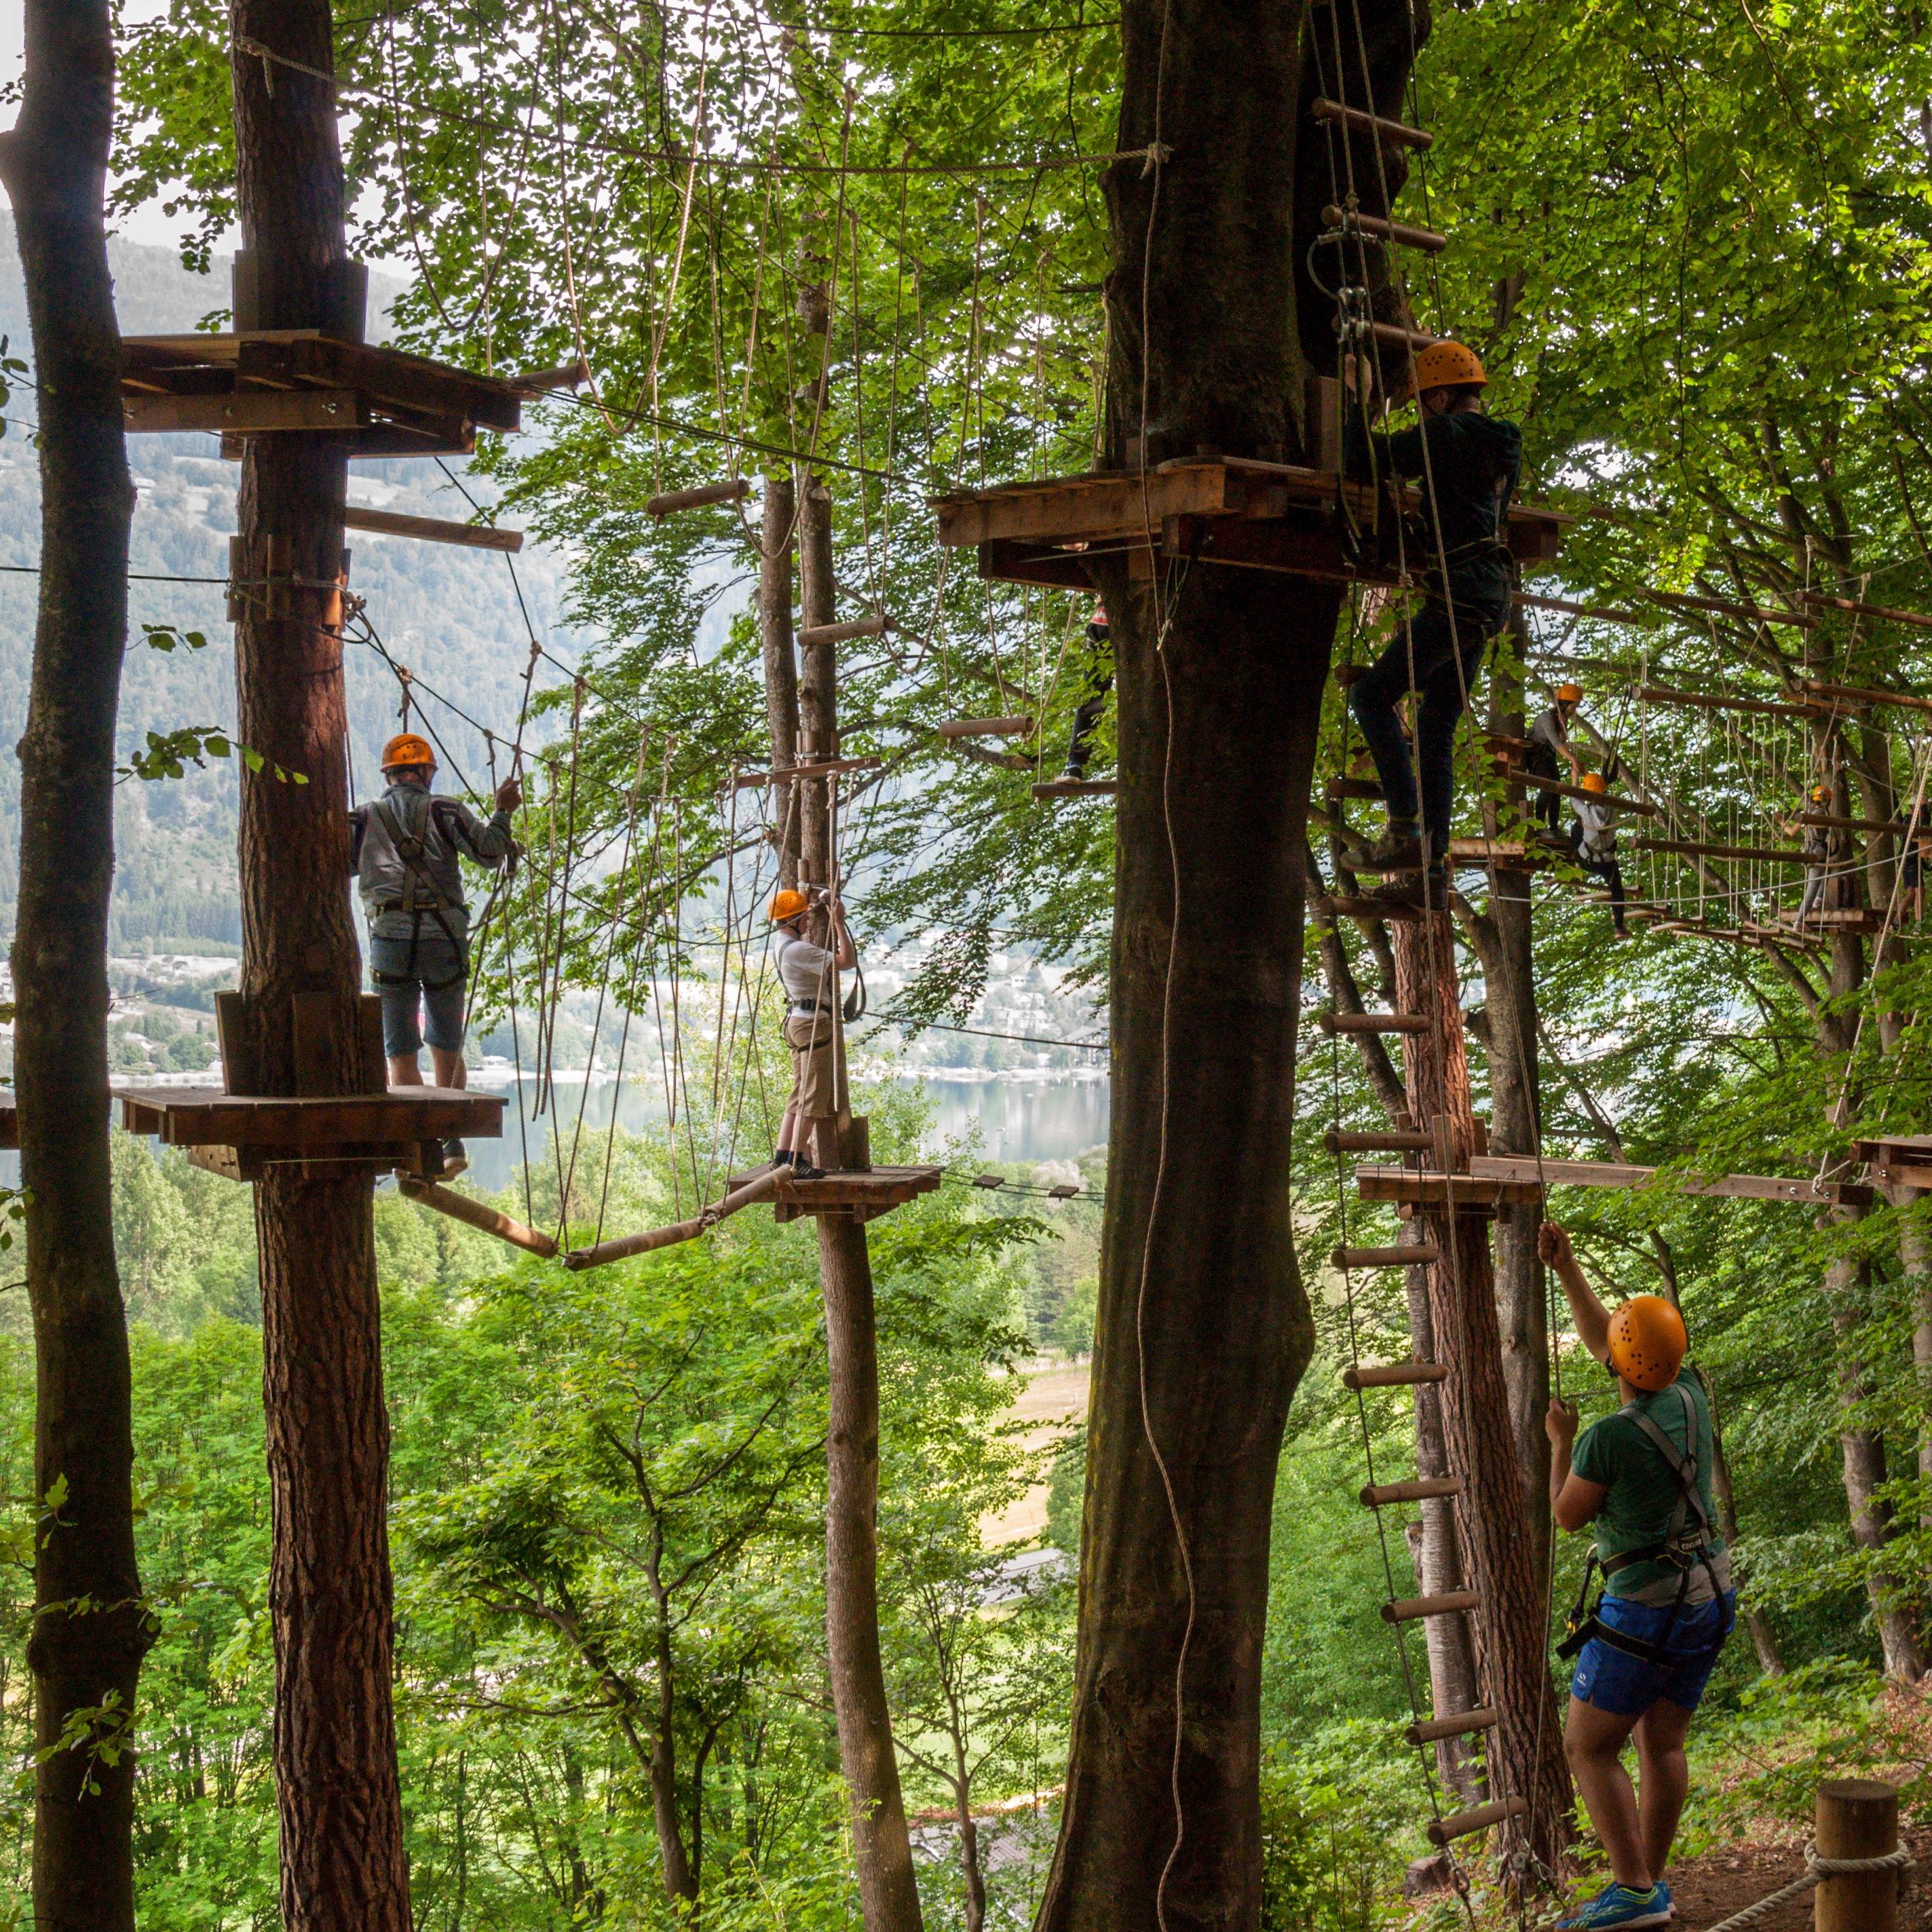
left=1342, top=341, right=1523, bottom=883
left=1060, top=600, right=1113, bottom=780
left=769, top=886, right=856, bottom=1179
left=1568, top=768, right=1631, bottom=939
left=1540, top=1221, right=1735, bottom=1931
left=1781, top=783, right=1833, bottom=926
left=1526, top=682, right=1586, bottom=835
left=349, top=732, right=521, bottom=1175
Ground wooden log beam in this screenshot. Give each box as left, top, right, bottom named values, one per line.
left=1382, top=1589, right=1479, bottom=1623
left=647, top=478, right=751, bottom=516
left=1342, top=1360, right=1450, bottom=1390
left=1426, top=1797, right=1528, bottom=1847
left=1032, top=778, right=1116, bottom=800
left=1800, top=678, right=1932, bottom=716
left=1640, top=587, right=1816, bottom=628
left=1638, top=683, right=1825, bottom=719
left=1798, top=589, right=1932, bottom=633
left=1309, top=97, right=1433, bottom=148
left=1323, top=1129, right=1435, bottom=1154
left=1631, top=837, right=1813, bottom=865
left=397, top=1175, right=556, bottom=1257
left=936, top=715, right=1035, bottom=738
left=1496, top=763, right=1659, bottom=816
left=797, top=615, right=892, bottom=648
left=1405, top=1707, right=1497, bottom=1747
left=1318, top=1010, right=1428, bottom=1035
left=1332, top=1242, right=1442, bottom=1268
left=342, top=506, right=523, bottom=552
left=562, top=1169, right=782, bottom=1270
left=508, top=356, right=590, bottom=393
left=1355, top=1167, right=1546, bottom=1208
left=1361, top=1476, right=1464, bottom=1507
left=730, top=755, right=885, bottom=788
left=1515, top=590, right=1648, bottom=627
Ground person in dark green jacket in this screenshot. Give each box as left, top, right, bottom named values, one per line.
left=1343, top=341, right=1522, bottom=883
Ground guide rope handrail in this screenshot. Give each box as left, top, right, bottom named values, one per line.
left=1699, top=1840, right=1914, bottom=1932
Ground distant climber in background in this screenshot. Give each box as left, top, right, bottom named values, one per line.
left=1541, top=1221, right=1734, bottom=1931
left=1342, top=342, right=1523, bottom=886
left=349, top=732, right=520, bottom=1175
left=1781, top=783, right=1833, bottom=926
left=769, top=886, right=856, bottom=1179
left=1527, top=682, right=1586, bottom=834
left=1568, top=768, right=1631, bottom=939
left=1060, top=600, right=1112, bottom=780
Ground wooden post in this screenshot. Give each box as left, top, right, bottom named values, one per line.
left=1814, top=1778, right=1900, bottom=1931
left=229, top=5, right=412, bottom=1927
left=1390, top=909, right=1571, bottom=1875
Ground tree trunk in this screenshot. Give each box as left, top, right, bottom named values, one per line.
left=1037, top=0, right=1426, bottom=1920
left=1906, top=1219, right=1932, bottom=1534
left=959, top=1800, right=987, bottom=1932
left=229, top=5, right=413, bottom=1925
left=1391, top=913, right=1571, bottom=1876
left=0, top=9, right=154, bottom=1927
left=759, top=474, right=801, bottom=885
left=821, top=1221, right=926, bottom=1932
left=1822, top=1236, right=1924, bottom=1681
left=796, top=472, right=836, bottom=889
left=651, top=1621, right=697, bottom=1902
left=1705, top=1408, right=1784, bottom=1675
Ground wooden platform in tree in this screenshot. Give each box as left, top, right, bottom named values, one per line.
left=1466, top=1152, right=1871, bottom=1209
left=119, top=1084, right=504, bottom=1180
left=932, top=458, right=1570, bottom=590
left=119, top=331, right=525, bottom=457
left=1355, top=1166, right=1545, bottom=1209
left=770, top=1164, right=944, bottom=1224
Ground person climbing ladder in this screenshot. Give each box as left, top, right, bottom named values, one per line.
left=1527, top=683, right=1586, bottom=835
left=1540, top=1221, right=1735, bottom=1930
left=1568, top=768, right=1631, bottom=939
left=1343, top=342, right=1523, bottom=884
left=1059, top=600, right=1112, bottom=780
left=768, top=886, right=857, bottom=1179
left=349, top=732, right=520, bottom=1175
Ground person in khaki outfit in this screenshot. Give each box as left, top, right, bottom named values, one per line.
left=769, top=888, right=855, bottom=1179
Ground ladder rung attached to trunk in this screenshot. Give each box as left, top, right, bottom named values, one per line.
left=1342, top=1360, right=1450, bottom=1390
left=1382, top=1589, right=1479, bottom=1624
left=1310, top=97, right=1435, bottom=150
left=1327, top=776, right=1383, bottom=800
left=1319, top=1010, right=1429, bottom=1036
left=1332, top=1243, right=1441, bottom=1270
left=1360, top=1476, right=1464, bottom=1507
left=1321, top=204, right=1449, bottom=254
left=1324, top=1129, right=1434, bottom=1154
left=1426, top=1796, right=1527, bottom=1846
left=1405, top=1707, right=1497, bottom=1747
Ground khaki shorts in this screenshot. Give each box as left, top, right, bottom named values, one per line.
left=784, top=1011, right=837, bottom=1117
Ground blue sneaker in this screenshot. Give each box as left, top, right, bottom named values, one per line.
left=1555, top=1882, right=1671, bottom=1929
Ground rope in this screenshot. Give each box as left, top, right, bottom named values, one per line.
left=1699, top=1842, right=1914, bottom=1932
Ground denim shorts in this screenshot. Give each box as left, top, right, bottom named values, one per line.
left=369, top=922, right=469, bottom=1059
left=1570, top=1592, right=1735, bottom=1717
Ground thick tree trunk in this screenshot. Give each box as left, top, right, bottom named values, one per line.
left=797, top=476, right=836, bottom=890
left=1038, top=0, right=1424, bottom=1921
left=229, top=5, right=412, bottom=1925
left=820, top=1221, right=925, bottom=1932
left=1392, top=913, right=1571, bottom=1876
left=759, top=474, right=801, bottom=885
left=0, top=9, right=154, bottom=1927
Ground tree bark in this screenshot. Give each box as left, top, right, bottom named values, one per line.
left=796, top=473, right=836, bottom=889
left=759, top=473, right=801, bottom=886
left=821, top=1220, right=926, bottom=1932
left=1391, top=913, right=1571, bottom=1876
left=1036, top=0, right=1424, bottom=1921
left=0, top=8, right=155, bottom=1927
left=229, top=3, right=413, bottom=1924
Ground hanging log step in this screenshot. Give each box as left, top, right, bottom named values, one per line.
left=1342, top=1360, right=1450, bottom=1390
left=1309, top=97, right=1434, bottom=149
left=1631, top=837, right=1811, bottom=865
left=1368, top=322, right=1441, bottom=353
left=1405, top=1706, right=1498, bottom=1747
left=1496, top=764, right=1659, bottom=816
left=1324, top=1129, right=1435, bottom=1154
left=1325, top=894, right=1427, bottom=921
left=1331, top=663, right=1365, bottom=687
left=1318, top=1010, right=1428, bottom=1036
left=1360, top=1475, right=1464, bottom=1507
left=937, top=715, right=1035, bottom=738
left=798, top=614, right=894, bottom=647
left=343, top=506, right=524, bottom=552
left=1796, top=811, right=1900, bottom=833
left=1321, top=205, right=1449, bottom=254
left=1426, top=1796, right=1528, bottom=1846
left=1033, top=778, right=1117, bottom=800
left=730, top=755, right=885, bottom=788
left=1638, top=683, right=1823, bottom=720
left=647, top=478, right=751, bottom=516
left=1382, top=1589, right=1479, bottom=1624
left=398, top=1175, right=556, bottom=1258
left=1331, top=1242, right=1441, bottom=1269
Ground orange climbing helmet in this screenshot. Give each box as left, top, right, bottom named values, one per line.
left=1412, top=340, right=1487, bottom=393
left=1810, top=782, right=1831, bottom=805
left=1606, top=1294, right=1689, bottom=1393
left=1580, top=771, right=1609, bottom=794
left=381, top=732, right=435, bottom=772
left=770, top=888, right=810, bottom=925
left=1556, top=683, right=1583, bottom=705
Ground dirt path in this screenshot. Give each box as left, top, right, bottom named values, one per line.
left=1661, top=1827, right=1928, bottom=1929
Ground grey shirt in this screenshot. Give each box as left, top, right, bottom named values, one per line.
left=348, top=781, right=514, bottom=941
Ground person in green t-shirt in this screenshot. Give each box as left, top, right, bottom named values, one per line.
left=1541, top=1221, right=1737, bottom=1932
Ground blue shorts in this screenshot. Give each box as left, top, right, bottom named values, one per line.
left=370, top=923, right=469, bottom=1059
left=1570, top=1592, right=1735, bottom=1717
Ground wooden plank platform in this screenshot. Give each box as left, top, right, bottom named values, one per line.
left=119, top=1085, right=504, bottom=1147
left=932, top=458, right=1570, bottom=590
left=1355, top=1167, right=1545, bottom=1209
left=1466, top=1152, right=1870, bottom=1208
left=770, top=1164, right=944, bottom=1224
left=121, top=331, right=524, bottom=457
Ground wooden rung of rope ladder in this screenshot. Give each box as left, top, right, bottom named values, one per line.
left=1633, top=837, right=1812, bottom=865
left=1308, top=97, right=1433, bottom=149
left=1495, top=763, right=1659, bottom=817
left=1331, top=663, right=1365, bottom=686
left=798, top=615, right=893, bottom=648
left=937, top=715, right=1035, bottom=739
left=1342, top=1360, right=1450, bottom=1390
left=1382, top=1589, right=1479, bottom=1624
left=1796, top=811, right=1904, bottom=833
left=1321, top=205, right=1447, bottom=254
left=1360, top=1475, right=1463, bottom=1507
left=1333, top=1242, right=1441, bottom=1269
left=398, top=1175, right=556, bottom=1258
left=1324, top=1129, right=1433, bottom=1154
left=647, top=478, right=750, bottom=516
left=1318, top=1010, right=1428, bottom=1036
left=1368, top=322, right=1441, bottom=354
left=1638, top=683, right=1823, bottom=720
left=1426, top=1796, right=1527, bottom=1847
left=731, top=755, right=884, bottom=788
left=1033, top=778, right=1116, bottom=800
left=1405, top=1707, right=1497, bottom=1747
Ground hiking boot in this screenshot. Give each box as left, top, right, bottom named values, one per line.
left=1361, top=822, right=1424, bottom=872
left=788, top=1160, right=827, bottom=1182
left=1555, top=1881, right=1671, bottom=1930
left=440, top=1137, right=468, bottom=1179
left=1061, top=763, right=1087, bottom=781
